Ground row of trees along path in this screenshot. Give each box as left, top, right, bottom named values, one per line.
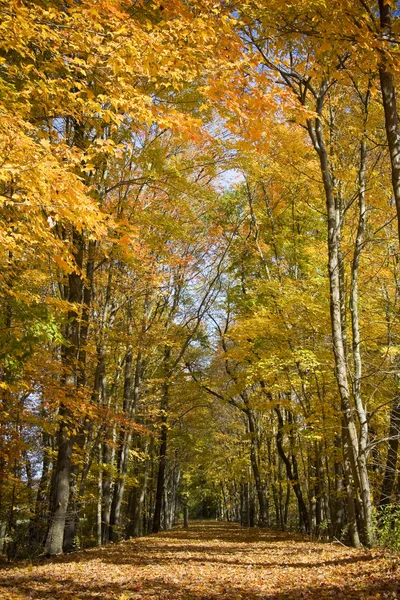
left=3, top=0, right=400, bottom=568
left=0, top=521, right=399, bottom=599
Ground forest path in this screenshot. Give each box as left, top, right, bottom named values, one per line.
left=0, top=521, right=399, bottom=600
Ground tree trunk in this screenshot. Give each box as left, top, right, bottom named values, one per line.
left=183, top=503, right=189, bottom=528
left=284, top=482, right=290, bottom=529
left=379, top=0, right=400, bottom=247
left=133, top=472, right=149, bottom=537
left=45, top=404, right=75, bottom=555
left=29, top=432, right=52, bottom=545
left=152, top=412, right=168, bottom=533
left=249, top=482, right=256, bottom=528
left=379, top=389, right=400, bottom=508
left=342, top=420, right=361, bottom=547
left=44, top=218, right=84, bottom=556
left=306, top=90, right=371, bottom=545
left=45, top=118, right=87, bottom=556
left=274, top=407, right=310, bottom=533
left=109, top=342, right=135, bottom=541
left=243, top=406, right=267, bottom=525
left=240, top=482, right=249, bottom=527
left=101, top=430, right=113, bottom=544
left=349, top=113, right=374, bottom=546
left=152, top=347, right=171, bottom=534
left=97, top=442, right=102, bottom=546
left=333, top=433, right=345, bottom=538
left=62, top=240, right=98, bottom=552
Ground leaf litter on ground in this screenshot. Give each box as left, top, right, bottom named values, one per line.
left=0, top=521, right=399, bottom=600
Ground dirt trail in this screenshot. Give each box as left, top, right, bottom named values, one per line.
left=0, top=521, right=399, bottom=599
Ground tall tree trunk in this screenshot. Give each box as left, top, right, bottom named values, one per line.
left=63, top=240, right=97, bottom=552
left=44, top=118, right=88, bottom=556
left=101, top=431, right=113, bottom=544
left=378, top=0, right=400, bottom=512
left=379, top=388, right=400, bottom=508
left=152, top=355, right=170, bottom=533
left=240, top=482, right=249, bottom=527
left=306, top=90, right=370, bottom=545
left=29, top=432, right=52, bottom=545
left=333, top=433, right=345, bottom=538
left=243, top=406, right=267, bottom=525
left=314, top=446, right=322, bottom=532
left=45, top=230, right=83, bottom=556
left=183, top=503, right=189, bottom=528
left=0, top=252, right=14, bottom=542
left=45, top=406, right=75, bottom=555
left=349, top=126, right=374, bottom=546
left=97, top=442, right=102, bottom=546
left=129, top=450, right=149, bottom=538
left=283, top=482, right=290, bottom=529
left=274, top=407, right=310, bottom=533
left=379, top=0, right=400, bottom=247
left=249, top=480, right=256, bottom=528
left=109, top=341, right=134, bottom=541
left=342, top=419, right=361, bottom=547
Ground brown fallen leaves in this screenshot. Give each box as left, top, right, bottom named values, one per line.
left=0, top=522, right=399, bottom=600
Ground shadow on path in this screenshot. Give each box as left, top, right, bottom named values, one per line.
left=0, top=521, right=398, bottom=599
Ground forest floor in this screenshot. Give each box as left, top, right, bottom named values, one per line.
left=0, top=521, right=399, bottom=600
